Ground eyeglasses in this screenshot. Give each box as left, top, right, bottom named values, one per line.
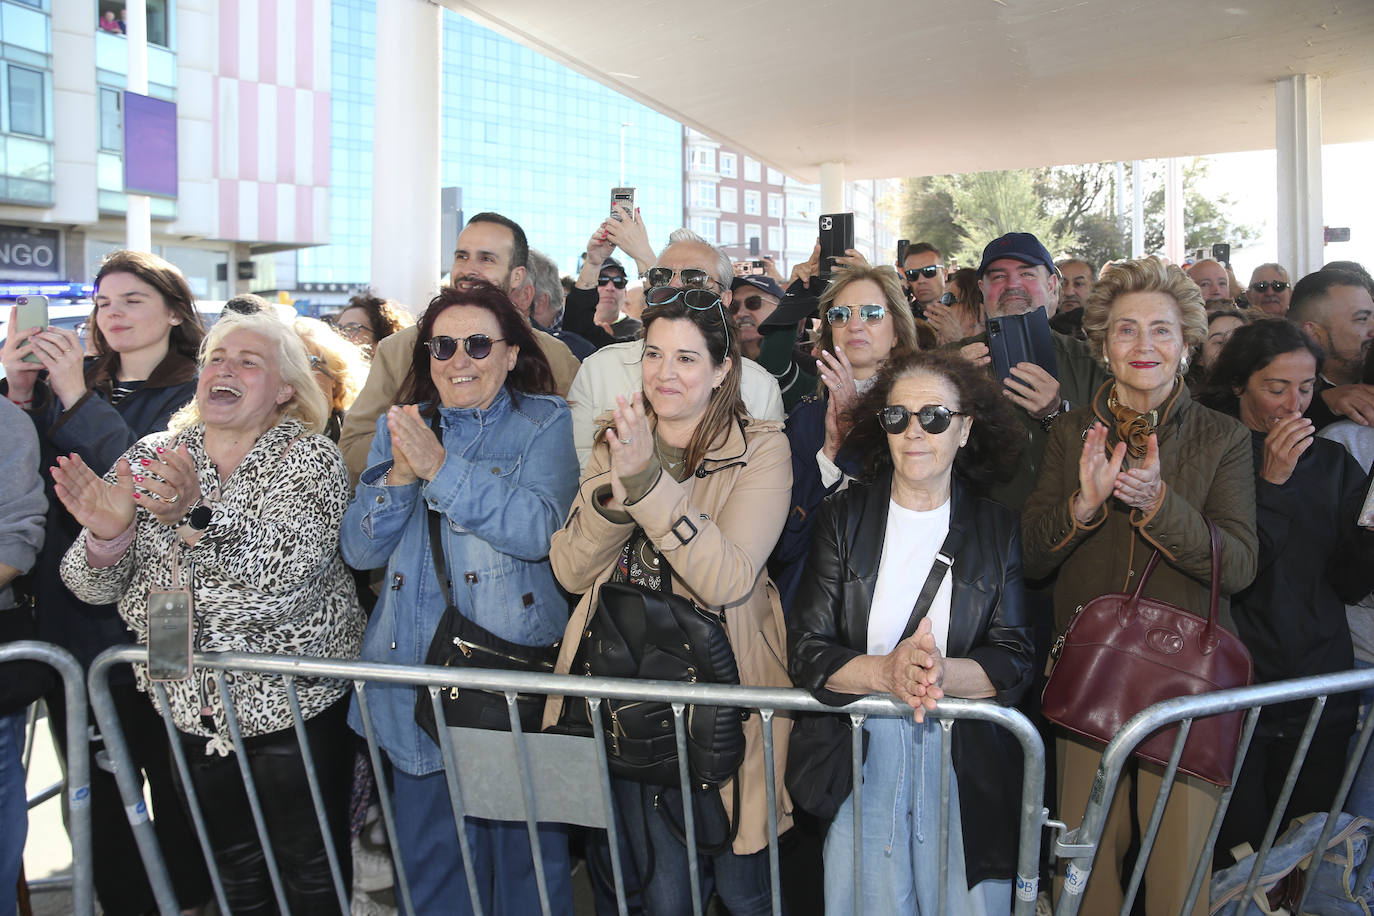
left=336, top=322, right=374, bottom=340
left=425, top=334, right=505, bottom=361
left=728, top=295, right=766, bottom=315
left=307, top=354, right=334, bottom=378
left=1250, top=281, right=1289, bottom=293
left=597, top=274, right=628, bottom=289
left=644, top=266, right=719, bottom=291
left=646, top=285, right=730, bottom=351
left=825, top=304, right=887, bottom=326
left=878, top=404, right=966, bottom=435
left=905, top=266, right=943, bottom=280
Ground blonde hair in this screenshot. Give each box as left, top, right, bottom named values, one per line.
left=292, top=317, right=368, bottom=412
left=1082, top=257, right=1208, bottom=366
left=169, top=311, right=329, bottom=434
left=814, top=265, right=921, bottom=391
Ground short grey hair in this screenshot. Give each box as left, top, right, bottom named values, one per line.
left=664, top=227, right=733, bottom=290
left=1249, top=262, right=1289, bottom=282
left=526, top=248, right=564, bottom=319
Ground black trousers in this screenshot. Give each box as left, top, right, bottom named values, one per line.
left=176, top=695, right=353, bottom=915
left=47, top=679, right=212, bottom=915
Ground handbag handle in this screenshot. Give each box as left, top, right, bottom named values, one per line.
left=1127, top=519, right=1224, bottom=652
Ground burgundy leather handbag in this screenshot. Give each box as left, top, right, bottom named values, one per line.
left=1041, top=520, right=1253, bottom=786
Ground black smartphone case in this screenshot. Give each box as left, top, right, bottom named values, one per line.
left=987, top=307, right=1058, bottom=383
left=818, top=213, right=855, bottom=280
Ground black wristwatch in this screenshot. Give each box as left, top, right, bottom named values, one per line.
left=184, top=499, right=213, bottom=532
left=1040, top=399, right=1071, bottom=432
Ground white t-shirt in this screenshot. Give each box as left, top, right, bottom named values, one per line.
left=866, top=498, right=953, bottom=657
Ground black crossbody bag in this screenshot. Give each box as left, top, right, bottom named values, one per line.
left=784, top=530, right=956, bottom=821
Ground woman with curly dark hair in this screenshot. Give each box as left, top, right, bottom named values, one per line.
left=333, top=292, right=414, bottom=356
left=1021, top=257, right=1258, bottom=916
left=788, top=349, right=1033, bottom=913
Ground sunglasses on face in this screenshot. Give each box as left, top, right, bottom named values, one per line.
left=1250, top=281, right=1290, bottom=293
left=646, top=285, right=731, bottom=351
left=425, top=333, right=505, bottom=361
left=307, top=354, right=334, bottom=378
left=728, top=295, right=766, bottom=315
left=597, top=274, right=628, bottom=289
left=826, top=303, right=887, bottom=326
left=878, top=404, right=967, bottom=436
left=905, top=266, right=943, bottom=280
left=644, top=266, right=718, bottom=291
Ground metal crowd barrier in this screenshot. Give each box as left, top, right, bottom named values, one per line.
left=0, top=640, right=93, bottom=915
left=88, top=644, right=1048, bottom=916
left=1052, top=666, right=1374, bottom=916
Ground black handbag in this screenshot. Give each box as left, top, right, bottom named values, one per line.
left=414, top=507, right=557, bottom=744
left=784, top=530, right=957, bottom=821
left=0, top=576, right=54, bottom=716
left=563, top=529, right=746, bottom=788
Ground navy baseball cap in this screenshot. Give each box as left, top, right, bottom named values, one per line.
left=730, top=275, right=784, bottom=299
left=977, top=233, right=1057, bottom=277
left=598, top=255, right=625, bottom=276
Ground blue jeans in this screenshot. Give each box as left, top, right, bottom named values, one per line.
left=1345, top=658, right=1374, bottom=819
left=824, top=716, right=1010, bottom=915
left=389, top=764, right=573, bottom=916
left=604, top=777, right=775, bottom=916
left=0, top=712, right=27, bottom=916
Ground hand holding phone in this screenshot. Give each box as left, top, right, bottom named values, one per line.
left=14, top=296, right=48, bottom=364
left=818, top=213, right=855, bottom=281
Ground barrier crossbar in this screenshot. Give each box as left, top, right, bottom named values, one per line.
left=87, top=644, right=1047, bottom=916
left=0, top=640, right=93, bottom=915
left=1051, top=666, right=1374, bottom=916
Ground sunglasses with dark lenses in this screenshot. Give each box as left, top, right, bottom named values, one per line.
left=826, top=304, right=887, bottom=326
left=1250, top=281, right=1290, bottom=293
left=597, top=274, right=628, bottom=289
left=644, top=266, right=717, bottom=290
left=904, top=266, right=943, bottom=280
left=728, top=295, right=765, bottom=315
left=878, top=404, right=967, bottom=436
left=425, top=334, right=504, bottom=361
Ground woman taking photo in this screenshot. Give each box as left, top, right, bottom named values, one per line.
left=544, top=276, right=793, bottom=915
left=1, top=249, right=211, bottom=916
left=771, top=263, right=921, bottom=613
left=788, top=349, right=1032, bottom=913
left=1021, top=258, right=1258, bottom=916
left=1199, top=318, right=1374, bottom=862
left=342, top=280, right=578, bottom=915
left=56, top=310, right=364, bottom=914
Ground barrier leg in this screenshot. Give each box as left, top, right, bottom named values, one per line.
left=282, top=676, right=350, bottom=914
left=850, top=713, right=864, bottom=916
left=1122, top=718, right=1191, bottom=913
left=671, top=702, right=704, bottom=916
left=759, top=708, right=781, bottom=916
left=433, top=689, right=485, bottom=916
left=353, top=681, right=416, bottom=916
left=587, top=698, right=629, bottom=916
left=1181, top=707, right=1260, bottom=915
left=505, top=692, right=552, bottom=916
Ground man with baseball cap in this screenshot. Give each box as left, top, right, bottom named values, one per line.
left=729, top=274, right=784, bottom=362
left=952, top=231, right=1107, bottom=510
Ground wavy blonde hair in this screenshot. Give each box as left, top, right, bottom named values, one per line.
left=292, top=317, right=368, bottom=413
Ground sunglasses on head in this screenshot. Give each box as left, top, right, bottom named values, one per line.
left=878, top=404, right=966, bottom=435
left=728, top=295, right=766, bottom=315
left=1250, top=281, right=1289, bottom=293
left=307, top=354, right=334, bottom=378
left=644, top=266, right=718, bottom=291
left=646, top=285, right=731, bottom=351
left=826, top=304, right=886, bottom=326
left=597, top=274, right=628, bottom=289
left=425, top=334, right=505, bottom=361
left=905, top=266, right=943, bottom=280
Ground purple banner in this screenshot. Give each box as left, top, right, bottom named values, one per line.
left=123, top=92, right=178, bottom=198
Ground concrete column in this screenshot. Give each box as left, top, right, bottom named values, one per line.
left=372, top=0, right=443, bottom=312
left=1131, top=160, right=1144, bottom=258
left=819, top=161, right=845, bottom=214
left=124, top=0, right=151, bottom=253
left=1164, top=157, right=1184, bottom=264
left=1276, top=74, right=1323, bottom=278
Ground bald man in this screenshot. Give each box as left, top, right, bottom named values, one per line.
left=1187, top=259, right=1231, bottom=301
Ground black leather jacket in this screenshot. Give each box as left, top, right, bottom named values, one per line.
left=788, top=471, right=1034, bottom=887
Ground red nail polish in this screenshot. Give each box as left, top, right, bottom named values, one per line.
left=155, top=446, right=164, bottom=454
left=134, top=475, right=144, bottom=482
left=133, top=492, right=141, bottom=499
left=141, top=458, right=151, bottom=466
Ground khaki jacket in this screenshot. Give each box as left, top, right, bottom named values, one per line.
left=340, top=323, right=581, bottom=483
left=1021, top=381, right=1258, bottom=635
left=543, top=417, right=794, bottom=855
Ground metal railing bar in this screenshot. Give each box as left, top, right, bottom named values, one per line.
left=432, top=688, right=484, bottom=916
left=505, top=691, right=553, bottom=916
left=281, top=676, right=350, bottom=914
left=353, top=681, right=415, bottom=916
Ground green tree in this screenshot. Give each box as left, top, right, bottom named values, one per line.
left=1139, top=159, right=1259, bottom=255
left=899, top=176, right=963, bottom=260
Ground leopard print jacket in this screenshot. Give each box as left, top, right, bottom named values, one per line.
left=61, top=417, right=365, bottom=754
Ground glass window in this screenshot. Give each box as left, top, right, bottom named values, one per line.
left=99, top=87, right=122, bottom=151
left=719, top=221, right=738, bottom=246
left=7, top=66, right=46, bottom=137
left=4, top=3, right=49, bottom=51
left=743, top=190, right=761, bottom=216
left=767, top=193, right=783, bottom=218
left=692, top=216, right=716, bottom=244
left=766, top=168, right=783, bottom=186
left=767, top=226, right=782, bottom=252
left=743, top=157, right=761, bottom=182
left=744, top=224, right=762, bottom=249
left=718, top=153, right=737, bottom=178
left=690, top=147, right=714, bottom=173
left=689, top=180, right=716, bottom=208
left=719, top=186, right=737, bottom=212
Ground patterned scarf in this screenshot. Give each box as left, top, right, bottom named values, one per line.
left=1106, top=385, right=1161, bottom=460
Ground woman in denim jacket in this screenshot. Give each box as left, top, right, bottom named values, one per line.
left=342, top=281, right=578, bottom=915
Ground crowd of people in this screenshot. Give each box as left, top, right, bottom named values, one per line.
left=1, top=203, right=1372, bottom=916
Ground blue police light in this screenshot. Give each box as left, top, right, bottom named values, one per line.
left=0, top=282, right=95, bottom=299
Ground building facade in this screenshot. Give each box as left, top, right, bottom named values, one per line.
left=0, top=0, right=330, bottom=299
